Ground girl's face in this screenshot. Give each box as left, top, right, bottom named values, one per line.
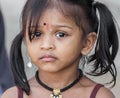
left=25, top=8, right=95, bottom=73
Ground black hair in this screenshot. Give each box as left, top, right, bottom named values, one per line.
left=10, top=0, right=119, bottom=95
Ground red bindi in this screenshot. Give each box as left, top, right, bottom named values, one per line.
left=43, top=22, right=46, bottom=26
left=43, top=22, right=50, bottom=30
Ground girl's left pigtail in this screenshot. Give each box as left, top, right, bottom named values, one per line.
left=10, top=33, right=30, bottom=95
left=90, top=2, right=119, bottom=86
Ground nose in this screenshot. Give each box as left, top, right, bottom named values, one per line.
left=40, top=35, right=55, bottom=50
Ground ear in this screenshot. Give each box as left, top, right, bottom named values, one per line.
left=81, top=32, right=97, bottom=55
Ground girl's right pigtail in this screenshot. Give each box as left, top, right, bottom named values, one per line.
left=10, top=33, right=30, bottom=95
left=90, top=2, right=119, bottom=86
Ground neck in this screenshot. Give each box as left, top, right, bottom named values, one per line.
left=37, top=68, right=80, bottom=89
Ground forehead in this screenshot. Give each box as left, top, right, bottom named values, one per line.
left=27, top=8, right=79, bottom=34
left=39, top=8, right=76, bottom=26
left=24, top=0, right=86, bottom=36
left=26, top=0, right=84, bottom=26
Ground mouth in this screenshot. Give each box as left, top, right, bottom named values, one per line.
left=39, top=55, right=57, bottom=62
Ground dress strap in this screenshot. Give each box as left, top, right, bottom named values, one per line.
left=90, top=84, right=104, bottom=98
left=18, top=87, right=23, bottom=98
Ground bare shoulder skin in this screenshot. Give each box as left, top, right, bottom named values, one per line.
left=1, top=76, right=115, bottom=98
left=1, top=86, right=18, bottom=98
left=80, top=76, right=115, bottom=98
left=96, top=87, right=115, bottom=98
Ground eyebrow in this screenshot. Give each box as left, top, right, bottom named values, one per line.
left=29, top=24, right=73, bottom=30
left=55, top=24, right=73, bottom=29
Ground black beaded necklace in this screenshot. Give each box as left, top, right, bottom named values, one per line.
left=35, top=69, right=83, bottom=98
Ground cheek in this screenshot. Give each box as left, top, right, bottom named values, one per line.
left=62, top=37, right=83, bottom=53
left=26, top=46, right=33, bottom=58
left=26, top=42, right=38, bottom=61
left=58, top=38, right=83, bottom=58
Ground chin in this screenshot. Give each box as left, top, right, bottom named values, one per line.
left=40, top=66, right=61, bottom=73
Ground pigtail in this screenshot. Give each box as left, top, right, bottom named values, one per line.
left=90, top=2, right=119, bottom=86
left=10, top=33, right=30, bottom=95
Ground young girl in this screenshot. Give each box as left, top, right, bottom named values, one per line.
left=2, top=0, right=119, bottom=98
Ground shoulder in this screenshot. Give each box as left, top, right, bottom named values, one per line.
left=1, top=86, right=18, bottom=98
left=96, top=86, right=115, bottom=98
left=80, top=76, right=115, bottom=98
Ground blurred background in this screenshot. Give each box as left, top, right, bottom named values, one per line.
left=0, top=0, right=120, bottom=97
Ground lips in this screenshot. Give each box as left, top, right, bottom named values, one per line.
left=39, top=55, right=57, bottom=62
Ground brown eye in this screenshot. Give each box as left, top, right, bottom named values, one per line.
left=30, top=31, right=42, bottom=40
left=35, top=31, right=41, bottom=37
left=56, top=32, right=66, bottom=38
